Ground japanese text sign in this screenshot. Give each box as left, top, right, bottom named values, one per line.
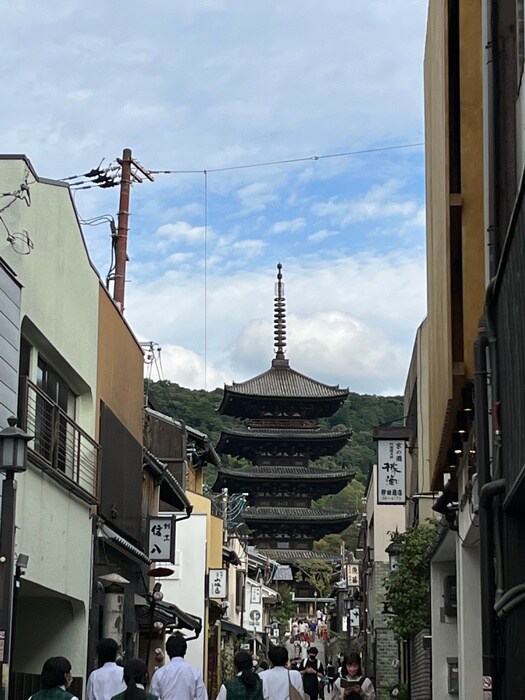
left=148, top=516, right=176, bottom=562
left=377, top=439, right=406, bottom=504
left=345, top=563, right=360, bottom=587
left=209, top=568, right=228, bottom=599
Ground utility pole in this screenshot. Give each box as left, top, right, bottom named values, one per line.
left=113, top=148, right=154, bottom=312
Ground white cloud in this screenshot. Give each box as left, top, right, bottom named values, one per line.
left=312, top=180, right=420, bottom=228
left=126, top=251, right=426, bottom=394
left=308, top=229, right=339, bottom=243
left=236, top=182, right=280, bottom=214
left=156, top=221, right=208, bottom=246
left=147, top=344, right=230, bottom=391
left=269, top=218, right=306, bottom=235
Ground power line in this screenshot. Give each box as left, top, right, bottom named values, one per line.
left=150, top=141, right=424, bottom=176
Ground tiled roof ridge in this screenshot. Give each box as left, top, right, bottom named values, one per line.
left=221, top=426, right=351, bottom=437
left=225, top=362, right=349, bottom=397
left=216, top=465, right=355, bottom=479
left=243, top=506, right=356, bottom=520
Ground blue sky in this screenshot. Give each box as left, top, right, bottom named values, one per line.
left=2, top=1, right=428, bottom=394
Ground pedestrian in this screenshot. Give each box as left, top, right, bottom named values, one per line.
left=260, top=645, right=304, bottom=700
left=150, top=632, right=207, bottom=700
left=110, top=659, right=157, bottom=700
left=332, top=653, right=375, bottom=700
left=87, top=639, right=126, bottom=700
left=299, top=647, right=324, bottom=700
left=29, top=656, right=79, bottom=700
left=326, top=659, right=338, bottom=693
left=215, top=650, right=264, bottom=700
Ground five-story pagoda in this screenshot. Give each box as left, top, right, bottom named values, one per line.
left=213, top=264, right=356, bottom=564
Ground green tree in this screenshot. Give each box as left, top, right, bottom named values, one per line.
left=274, top=584, right=298, bottom=630
left=383, top=521, right=439, bottom=640
left=294, top=560, right=335, bottom=598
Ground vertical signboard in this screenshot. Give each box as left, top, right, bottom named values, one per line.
left=209, top=569, right=228, bottom=599
left=148, top=516, right=176, bottom=562
left=377, top=439, right=406, bottom=504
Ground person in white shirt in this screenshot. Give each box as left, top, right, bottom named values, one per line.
left=260, top=646, right=304, bottom=700
left=86, top=639, right=126, bottom=700
left=150, top=633, right=208, bottom=700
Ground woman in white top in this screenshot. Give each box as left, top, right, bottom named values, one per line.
left=332, top=653, right=375, bottom=700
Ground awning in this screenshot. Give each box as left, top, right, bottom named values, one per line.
left=97, top=522, right=151, bottom=564
left=218, top=620, right=248, bottom=636
left=143, top=449, right=192, bottom=513
left=155, top=601, right=202, bottom=637
left=223, top=546, right=242, bottom=566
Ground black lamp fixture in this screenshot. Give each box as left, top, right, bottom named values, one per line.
left=0, top=417, right=32, bottom=473
left=0, top=417, right=32, bottom=699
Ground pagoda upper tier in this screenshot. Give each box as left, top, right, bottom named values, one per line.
left=218, top=357, right=349, bottom=419
left=212, top=465, right=355, bottom=501
left=216, top=424, right=352, bottom=461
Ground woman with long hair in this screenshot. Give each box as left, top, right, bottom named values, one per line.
left=332, top=652, right=375, bottom=700
left=111, top=659, right=157, bottom=700
left=216, top=650, right=264, bottom=700
left=29, top=657, right=79, bottom=700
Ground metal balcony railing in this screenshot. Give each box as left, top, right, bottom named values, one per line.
left=20, top=377, right=99, bottom=497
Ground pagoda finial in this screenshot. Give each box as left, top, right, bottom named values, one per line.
left=274, top=262, right=287, bottom=360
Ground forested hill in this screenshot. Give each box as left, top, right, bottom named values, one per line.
left=145, top=380, right=404, bottom=482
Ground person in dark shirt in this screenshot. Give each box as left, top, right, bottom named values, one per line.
left=299, top=647, right=324, bottom=700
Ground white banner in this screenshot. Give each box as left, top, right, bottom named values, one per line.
left=377, top=439, right=406, bottom=504
left=209, top=568, right=228, bottom=599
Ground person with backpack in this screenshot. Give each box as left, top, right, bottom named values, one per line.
left=299, top=647, right=324, bottom=700
left=331, top=653, right=375, bottom=700
left=215, top=650, right=264, bottom=700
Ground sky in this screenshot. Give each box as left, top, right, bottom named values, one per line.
left=2, top=1, right=428, bottom=395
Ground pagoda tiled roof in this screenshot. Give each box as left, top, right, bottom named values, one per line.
left=259, top=549, right=339, bottom=562
left=243, top=507, right=355, bottom=523
left=215, top=465, right=355, bottom=481
left=219, top=426, right=352, bottom=441
left=223, top=360, right=349, bottom=400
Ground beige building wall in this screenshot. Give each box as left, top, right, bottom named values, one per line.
left=0, top=156, right=100, bottom=681
left=97, top=285, right=144, bottom=442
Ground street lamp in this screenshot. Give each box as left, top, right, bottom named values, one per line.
left=0, top=416, right=32, bottom=700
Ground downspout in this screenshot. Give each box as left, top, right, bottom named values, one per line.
left=483, top=0, right=499, bottom=278
left=474, top=318, right=498, bottom=691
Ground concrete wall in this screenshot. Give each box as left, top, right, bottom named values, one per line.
left=160, top=511, right=208, bottom=673
left=0, top=261, right=21, bottom=426
left=0, top=158, right=99, bottom=435
left=97, top=286, right=144, bottom=443
left=431, top=560, right=458, bottom=700
left=0, top=156, right=99, bottom=684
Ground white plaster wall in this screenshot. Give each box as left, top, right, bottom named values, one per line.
left=366, top=466, right=406, bottom=563
left=159, top=512, right=207, bottom=674
left=0, top=158, right=99, bottom=435
left=16, top=466, right=92, bottom=602
left=456, top=541, right=482, bottom=699
left=431, top=561, right=458, bottom=700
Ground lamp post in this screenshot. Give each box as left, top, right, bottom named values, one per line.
left=0, top=417, right=32, bottom=700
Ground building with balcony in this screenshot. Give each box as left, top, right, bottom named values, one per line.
left=0, top=155, right=100, bottom=693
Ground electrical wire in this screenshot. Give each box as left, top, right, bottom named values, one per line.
left=150, top=141, right=424, bottom=176
left=204, top=170, right=208, bottom=391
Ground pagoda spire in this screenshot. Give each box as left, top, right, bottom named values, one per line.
left=274, top=263, right=287, bottom=361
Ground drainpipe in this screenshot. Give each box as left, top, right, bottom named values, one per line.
left=474, top=318, right=499, bottom=698
left=482, top=0, right=499, bottom=278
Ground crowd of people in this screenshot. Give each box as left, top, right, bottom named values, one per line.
left=290, top=611, right=328, bottom=644
left=30, top=634, right=375, bottom=700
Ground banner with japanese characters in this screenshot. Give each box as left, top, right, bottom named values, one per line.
left=148, top=516, right=176, bottom=562
left=209, top=569, right=228, bottom=599
left=377, top=439, right=406, bottom=504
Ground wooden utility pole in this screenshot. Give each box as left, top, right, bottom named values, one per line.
left=113, top=148, right=154, bottom=312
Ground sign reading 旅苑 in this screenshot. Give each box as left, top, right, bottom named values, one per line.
left=377, top=439, right=406, bottom=505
